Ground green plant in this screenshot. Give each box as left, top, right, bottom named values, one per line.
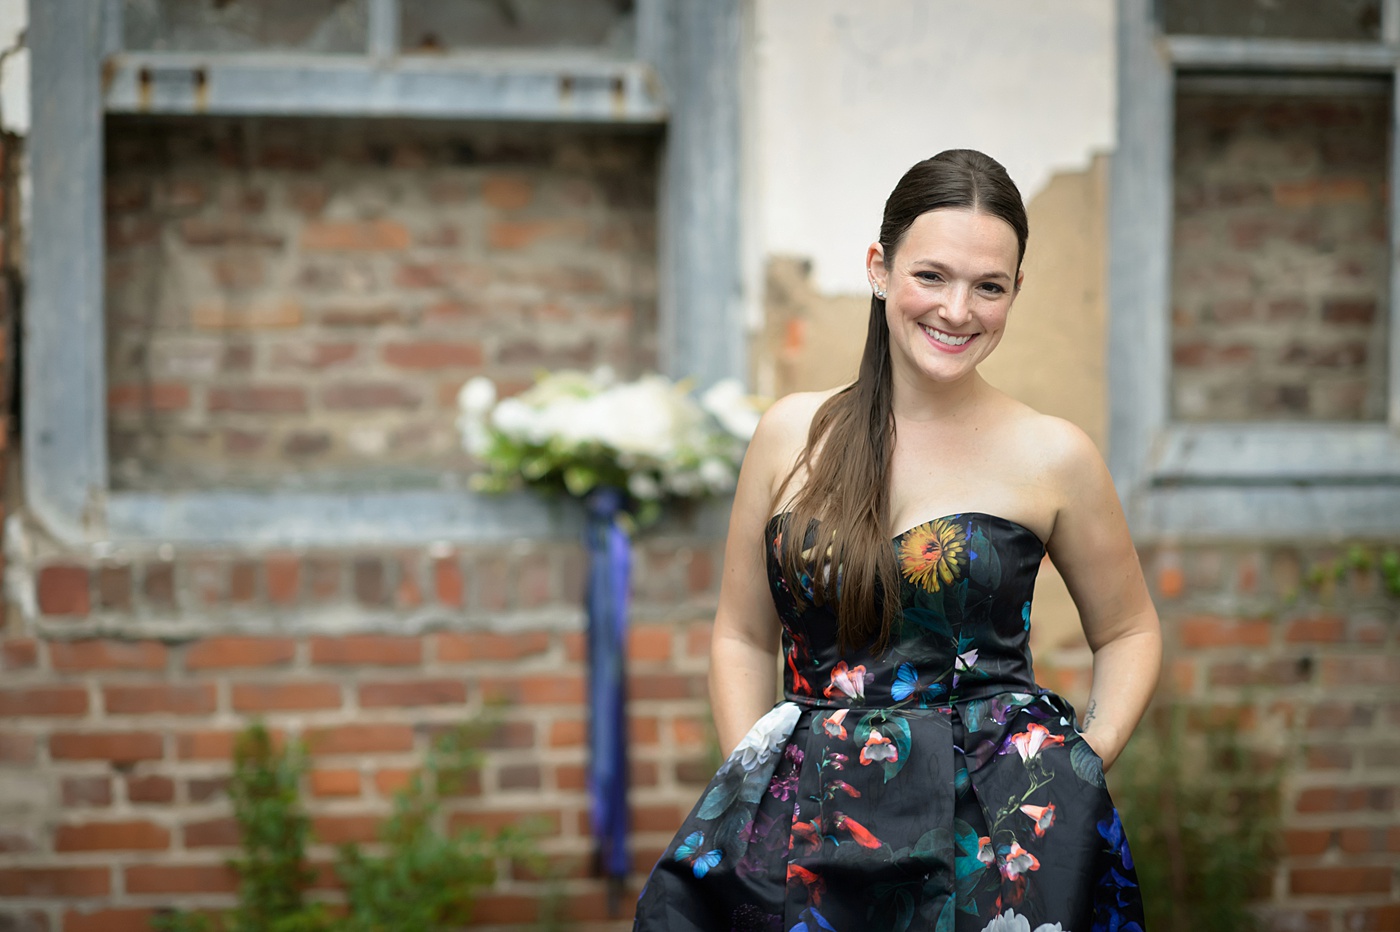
left=154, top=721, right=539, bottom=932
left=1111, top=704, right=1284, bottom=932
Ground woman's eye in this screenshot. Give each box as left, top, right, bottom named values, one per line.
left=979, top=283, right=1006, bottom=295
left=917, top=272, right=943, bottom=283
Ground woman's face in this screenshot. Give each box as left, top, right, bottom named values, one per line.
left=867, top=208, right=1023, bottom=388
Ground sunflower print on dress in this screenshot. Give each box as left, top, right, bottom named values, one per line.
left=897, top=518, right=966, bottom=591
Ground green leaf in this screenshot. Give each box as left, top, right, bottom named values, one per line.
left=882, top=715, right=913, bottom=783
left=1071, top=736, right=1107, bottom=787
left=562, top=464, right=598, bottom=496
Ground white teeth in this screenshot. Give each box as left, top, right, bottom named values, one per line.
left=919, top=323, right=973, bottom=346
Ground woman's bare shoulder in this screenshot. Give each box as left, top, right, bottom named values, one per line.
left=746, top=387, right=846, bottom=501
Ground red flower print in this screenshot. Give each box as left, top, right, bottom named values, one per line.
left=821, top=708, right=849, bottom=739
left=859, top=728, right=898, bottom=765
left=1000, top=841, right=1041, bottom=880
left=1019, top=802, right=1056, bottom=837
left=824, top=661, right=868, bottom=700
left=1009, top=722, right=1065, bottom=763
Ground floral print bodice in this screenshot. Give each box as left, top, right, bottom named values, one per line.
left=766, top=511, right=1046, bottom=708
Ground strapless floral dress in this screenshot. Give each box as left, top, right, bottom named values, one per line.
left=632, top=512, right=1145, bottom=932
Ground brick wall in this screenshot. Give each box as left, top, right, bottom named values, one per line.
left=1139, top=541, right=1400, bottom=929
left=1, top=533, right=723, bottom=932
left=105, top=117, right=658, bottom=490
left=1172, top=89, right=1390, bottom=421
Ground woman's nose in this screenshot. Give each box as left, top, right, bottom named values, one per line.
left=938, top=285, right=973, bottom=324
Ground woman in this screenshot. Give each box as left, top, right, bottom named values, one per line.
left=634, top=150, right=1160, bottom=932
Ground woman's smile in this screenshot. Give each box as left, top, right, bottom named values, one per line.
left=917, top=322, right=978, bottom=352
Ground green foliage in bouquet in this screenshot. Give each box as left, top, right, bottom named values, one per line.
left=1110, top=703, right=1284, bottom=932
left=457, top=369, right=763, bottom=526
left=153, top=720, right=542, bottom=932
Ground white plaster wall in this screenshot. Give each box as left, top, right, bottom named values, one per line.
left=751, top=0, right=1116, bottom=295
left=0, top=0, right=27, bottom=135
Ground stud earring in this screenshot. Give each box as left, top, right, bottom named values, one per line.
left=874, top=288, right=887, bottom=300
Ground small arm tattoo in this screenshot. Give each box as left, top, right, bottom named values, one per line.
left=1081, top=700, right=1098, bottom=730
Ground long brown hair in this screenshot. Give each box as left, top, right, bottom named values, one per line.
left=773, top=149, right=1029, bottom=653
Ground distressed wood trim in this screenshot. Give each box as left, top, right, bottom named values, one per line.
left=1391, top=63, right=1400, bottom=431
left=367, top=0, right=399, bottom=60
left=1155, top=425, right=1400, bottom=483
left=1107, top=0, right=1174, bottom=503
left=654, top=0, right=745, bottom=388
left=1167, top=35, right=1398, bottom=71
left=1134, top=486, right=1400, bottom=540
left=25, top=0, right=108, bottom=543
left=103, top=53, right=667, bottom=123
left=103, top=490, right=732, bottom=546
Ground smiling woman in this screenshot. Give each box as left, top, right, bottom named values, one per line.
left=632, top=150, right=1162, bottom=932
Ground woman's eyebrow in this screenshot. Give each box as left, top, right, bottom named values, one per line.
left=907, top=259, right=1012, bottom=283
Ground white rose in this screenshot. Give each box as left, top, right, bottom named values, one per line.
left=701, top=378, right=761, bottom=440
left=698, top=457, right=735, bottom=493
left=627, top=472, right=662, bottom=500
left=457, top=376, right=496, bottom=417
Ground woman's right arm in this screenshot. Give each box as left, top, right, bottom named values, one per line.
left=707, top=395, right=808, bottom=757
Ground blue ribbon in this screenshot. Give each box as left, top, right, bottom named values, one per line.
left=584, top=487, right=631, bottom=909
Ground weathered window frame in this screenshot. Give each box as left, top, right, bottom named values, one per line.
left=26, top=0, right=742, bottom=545
left=1109, top=0, right=1400, bottom=539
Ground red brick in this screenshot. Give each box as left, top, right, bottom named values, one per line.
left=187, top=776, right=228, bottom=803
left=1179, top=615, right=1272, bottom=648
left=0, top=732, right=36, bottom=763
left=123, top=863, right=237, bottom=894
left=0, top=686, right=89, bottom=717
left=185, top=636, right=295, bottom=670
left=142, top=563, right=176, bottom=608
left=382, top=342, right=484, bottom=369
left=126, top=775, right=175, bottom=804
left=448, top=808, right=561, bottom=836
left=182, top=817, right=239, bottom=848
left=320, top=382, right=422, bottom=410
left=176, top=730, right=239, bottom=761
left=0, top=867, right=111, bottom=897
left=632, top=716, right=661, bottom=746
left=483, top=720, right=536, bottom=750
left=472, top=893, right=542, bottom=925
left=549, top=719, right=585, bottom=748
left=301, top=219, right=410, bottom=252
left=62, top=909, right=156, bottom=932
left=312, top=814, right=380, bottom=845
left=1289, top=866, right=1391, bottom=895
left=103, top=684, right=217, bottom=715
left=482, top=176, right=533, bottom=210
left=556, top=764, right=586, bottom=791
left=434, top=631, right=550, bottom=663
left=96, top=565, right=133, bottom=611
left=107, top=382, right=190, bottom=412
left=358, top=679, right=466, bottom=707
left=265, top=554, right=301, bottom=605
left=673, top=717, right=709, bottom=747
left=1321, top=655, right=1400, bottom=686
left=352, top=557, right=387, bottom=606
left=1344, top=906, right=1400, bottom=932
left=628, top=626, right=672, bottom=663
left=1, top=638, right=37, bottom=669
left=310, top=635, right=420, bottom=666
left=304, top=556, right=342, bottom=601
left=488, top=218, right=587, bottom=250
left=1273, top=177, right=1370, bottom=207
left=433, top=556, right=465, bottom=607
left=208, top=385, right=307, bottom=414
left=686, top=624, right=711, bottom=658
left=228, top=561, right=258, bottom=603
left=630, top=672, right=706, bottom=701
left=51, top=732, right=163, bottom=763
left=395, top=554, right=424, bottom=608
left=37, top=565, right=90, bottom=616
left=374, top=769, right=413, bottom=797
left=480, top=674, right=585, bottom=705
left=1306, top=701, right=1375, bottom=730
left=518, top=559, right=553, bottom=607
left=306, top=724, right=414, bottom=755
left=1296, top=784, right=1395, bottom=813
left=309, top=769, right=361, bottom=798
left=62, top=777, right=113, bottom=808
left=687, top=549, right=715, bottom=593
left=54, top=820, right=170, bottom=852
left=270, top=342, right=357, bottom=370
left=1285, top=615, right=1346, bottom=643
left=1337, top=827, right=1397, bottom=854
left=231, top=681, right=342, bottom=712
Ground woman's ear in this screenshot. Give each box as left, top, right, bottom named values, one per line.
left=1014, top=269, right=1025, bottom=293
left=866, top=242, right=887, bottom=295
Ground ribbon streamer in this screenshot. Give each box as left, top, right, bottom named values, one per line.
left=584, top=487, right=631, bottom=912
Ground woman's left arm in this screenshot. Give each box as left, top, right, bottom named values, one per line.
left=1041, top=421, right=1162, bottom=771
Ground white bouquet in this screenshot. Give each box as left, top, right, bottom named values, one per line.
left=456, top=368, right=765, bottom=525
